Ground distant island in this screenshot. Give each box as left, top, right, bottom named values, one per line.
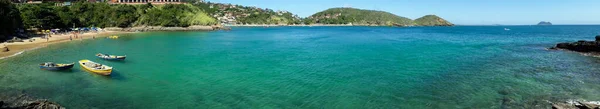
left=304, top=7, right=413, bottom=26
left=414, top=15, right=454, bottom=26
left=303, top=7, right=453, bottom=26
left=537, top=21, right=552, bottom=25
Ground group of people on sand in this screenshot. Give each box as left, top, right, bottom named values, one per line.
left=69, top=31, right=80, bottom=41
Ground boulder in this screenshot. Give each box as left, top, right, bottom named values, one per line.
left=596, top=35, right=600, bottom=41
left=552, top=102, right=578, bottom=109
left=553, top=39, right=600, bottom=52
left=551, top=100, right=600, bottom=109
left=556, top=43, right=570, bottom=49
left=577, top=101, right=600, bottom=109
left=0, top=94, right=64, bottom=109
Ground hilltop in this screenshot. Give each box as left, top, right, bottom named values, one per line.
left=414, top=15, right=454, bottom=26
left=304, top=7, right=414, bottom=26
left=303, top=7, right=453, bottom=26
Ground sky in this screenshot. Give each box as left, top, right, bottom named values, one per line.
left=206, top=0, right=600, bottom=25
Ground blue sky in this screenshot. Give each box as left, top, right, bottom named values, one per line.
left=207, top=0, right=600, bottom=25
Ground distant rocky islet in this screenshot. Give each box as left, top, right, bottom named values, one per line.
left=538, top=21, right=553, bottom=25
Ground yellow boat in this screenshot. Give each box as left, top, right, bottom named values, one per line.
left=79, top=59, right=112, bottom=75
left=108, top=35, right=119, bottom=39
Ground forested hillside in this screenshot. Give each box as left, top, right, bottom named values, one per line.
left=304, top=7, right=414, bottom=26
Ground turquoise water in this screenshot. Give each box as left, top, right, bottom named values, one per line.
left=2, top=26, right=600, bottom=108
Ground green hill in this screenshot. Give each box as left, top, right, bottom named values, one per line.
left=305, top=7, right=413, bottom=26
left=414, top=15, right=453, bottom=26
left=194, top=2, right=301, bottom=25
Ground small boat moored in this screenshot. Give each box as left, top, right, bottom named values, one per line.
left=39, top=62, right=74, bottom=71
left=108, top=35, right=119, bottom=39
left=96, top=53, right=126, bottom=60
left=79, top=59, right=112, bottom=75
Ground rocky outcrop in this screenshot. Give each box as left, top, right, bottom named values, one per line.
left=6, top=37, right=23, bottom=43
left=0, top=94, right=65, bottom=109
left=550, top=35, right=600, bottom=52
left=104, top=25, right=230, bottom=32
left=551, top=100, right=600, bottom=109
left=0, top=93, right=64, bottom=109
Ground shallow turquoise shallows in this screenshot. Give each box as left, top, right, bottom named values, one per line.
left=3, top=26, right=600, bottom=108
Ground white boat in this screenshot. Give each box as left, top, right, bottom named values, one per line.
left=504, top=28, right=511, bottom=31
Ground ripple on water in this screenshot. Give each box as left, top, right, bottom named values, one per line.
left=2, top=26, right=600, bottom=108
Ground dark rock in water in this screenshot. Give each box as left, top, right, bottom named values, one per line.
left=552, top=102, right=578, bottom=109
left=577, top=101, right=600, bottom=109
left=0, top=93, right=64, bottom=109
left=595, top=35, right=600, bottom=41
left=552, top=36, right=600, bottom=52
left=551, top=100, right=600, bottom=109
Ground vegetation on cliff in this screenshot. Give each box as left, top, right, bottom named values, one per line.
left=304, top=7, right=414, bottom=26
left=414, top=15, right=454, bottom=26
left=16, top=2, right=217, bottom=30
left=138, top=3, right=217, bottom=27
left=0, top=0, right=23, bottom=41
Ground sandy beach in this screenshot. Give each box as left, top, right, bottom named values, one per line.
left=0, top=31, right=128, bottom=59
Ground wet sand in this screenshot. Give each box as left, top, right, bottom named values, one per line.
left=0, top=31, right=129, bottom=59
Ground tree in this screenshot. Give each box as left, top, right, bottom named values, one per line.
left=18, top=3, right=62, bottom=29
left=112, top=5, right=138, bottom=27
left=0, top=0, right=24, bottom=40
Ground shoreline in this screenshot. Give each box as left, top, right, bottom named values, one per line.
left=104, top=25, right=228, bottom=32
left=224, top=24, right=354, bottom=27
left=0, top=31, right=130, bottom=59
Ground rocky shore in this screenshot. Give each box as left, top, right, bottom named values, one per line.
left=550, top=35, right=600, bottom=54
left=0, top=93, right=64, bottom=109
left=104, top=25, right=231, bottom=32
left=551, top=100, right=600, bottom=109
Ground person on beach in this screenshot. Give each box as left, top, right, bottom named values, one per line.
left=70, top=35, right=72, bottom=41
left=2, top=44, right=8, bottom=52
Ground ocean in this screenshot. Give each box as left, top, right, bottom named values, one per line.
left=2, top=26, right=600, bottom=108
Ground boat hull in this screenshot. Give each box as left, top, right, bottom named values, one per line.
left=79, top=60, right=112, bottom=76
left=96, top=53, right=126, bottom=61
left=98, top=56, right=126, bottom=60
left=39, top=64, right=74, bottom=71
